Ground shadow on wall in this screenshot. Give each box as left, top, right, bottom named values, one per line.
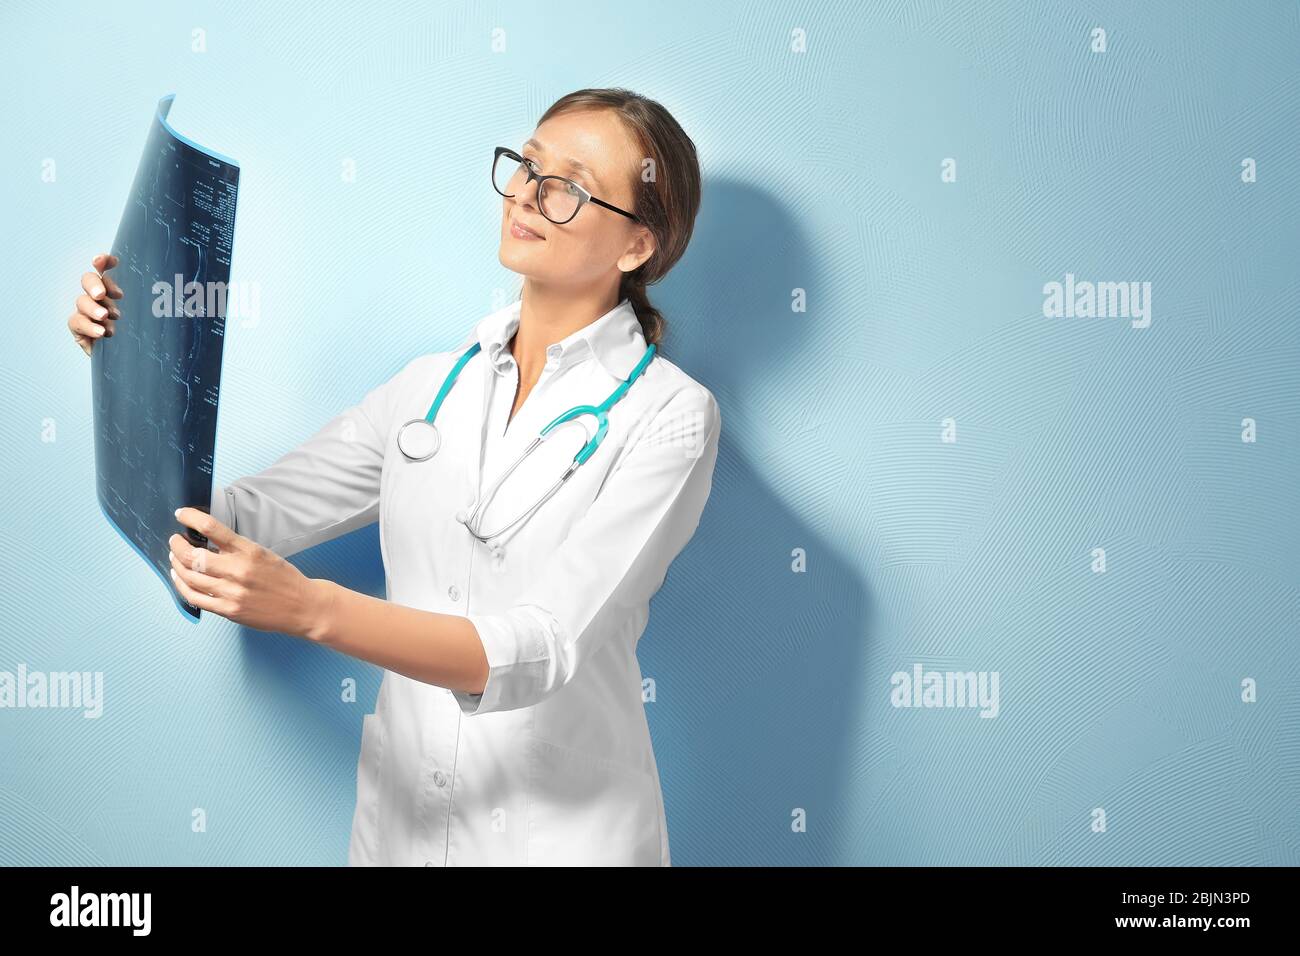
left=233, top=177, right=878, bottom=866
left=642, top=178, right=877, bottom=865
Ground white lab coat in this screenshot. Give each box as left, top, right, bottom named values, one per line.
left=209, top=296, right=721, bottom=866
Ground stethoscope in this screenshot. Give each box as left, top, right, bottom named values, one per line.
left=396, top=338, right=657, bottom=543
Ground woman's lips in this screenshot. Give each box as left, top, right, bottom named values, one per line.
left=510, top=219, right=544, bottom=240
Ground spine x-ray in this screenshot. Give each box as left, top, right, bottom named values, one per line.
left=91, top=94, right=240, bottom=621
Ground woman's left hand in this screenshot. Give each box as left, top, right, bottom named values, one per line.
left=168, top=507, right=333, bottom=640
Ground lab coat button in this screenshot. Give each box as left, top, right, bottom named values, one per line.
left=448, top=585, right=460, bottom=601
left=433, top=770, right=447, bottom=787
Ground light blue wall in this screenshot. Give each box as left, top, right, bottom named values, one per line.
left=2, top=0, right=1296, bottom=865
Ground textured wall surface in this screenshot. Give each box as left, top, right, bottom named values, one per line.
left=2, top=0, right=1297, bottom=865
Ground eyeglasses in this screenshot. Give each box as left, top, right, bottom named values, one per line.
left=492, top=146, right=641, bottom=225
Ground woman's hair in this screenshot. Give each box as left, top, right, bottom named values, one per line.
left=535, top=88, right=701, bottom=348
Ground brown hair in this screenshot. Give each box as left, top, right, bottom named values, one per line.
left=535, top=88, right=702, bottom=348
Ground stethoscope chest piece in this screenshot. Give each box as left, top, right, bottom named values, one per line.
left=398, top=336, right=657, bottom=539
left=397, top=418, right=441, bottom=461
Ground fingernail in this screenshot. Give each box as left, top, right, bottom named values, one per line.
left=92, top=326, right=104, bottom=336
left=96, top=308, right=107, bottom=318
left=93, top=286, right=104, bottom=296
left=174, top=508, right=182, bottom=518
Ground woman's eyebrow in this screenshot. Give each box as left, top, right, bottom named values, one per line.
left=524, top=137, right=602, bottom=189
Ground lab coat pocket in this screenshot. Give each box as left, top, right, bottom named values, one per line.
left=524, top=737, right=662, bottom=866
left=348, top=712, right=387, bottom=866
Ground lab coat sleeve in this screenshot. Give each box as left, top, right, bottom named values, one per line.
left=452, top=384, right=722, bottom=716
left=208, top=356, right=425, bottom=558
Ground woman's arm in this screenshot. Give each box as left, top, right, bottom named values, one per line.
left=311, top=583, right=489, bottom=695
left=169, top=506, right=489, bottom=695
left=211, top=354, right=433, bottom=557
left=171, top=383, right=720, bottom=709
left=310, top=383, right=719, bottom=708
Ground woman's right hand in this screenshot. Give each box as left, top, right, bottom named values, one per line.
left=68, top=252, right=124, bottom=356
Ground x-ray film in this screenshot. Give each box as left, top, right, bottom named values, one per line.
left=91, top=94, right=240, bottom=621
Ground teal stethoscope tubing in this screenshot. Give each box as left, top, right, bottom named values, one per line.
left=396, top=339, right=657, bottom=542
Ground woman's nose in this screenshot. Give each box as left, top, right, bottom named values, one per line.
left=514, top=173, right=541, bottom=207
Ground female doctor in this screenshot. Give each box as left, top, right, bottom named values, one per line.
left=66, top=88, right=720, bottom=866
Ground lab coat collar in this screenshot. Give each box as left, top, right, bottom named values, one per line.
left=461, top=296, right=647, bottom=382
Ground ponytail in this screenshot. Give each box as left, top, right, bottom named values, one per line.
left=620, top=272, right=666, bottom=348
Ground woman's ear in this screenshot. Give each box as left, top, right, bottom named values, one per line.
left=617, top=226, right=656, bottom=273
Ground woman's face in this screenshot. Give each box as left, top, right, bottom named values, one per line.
left=498, top=109, right=654, bottom=289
